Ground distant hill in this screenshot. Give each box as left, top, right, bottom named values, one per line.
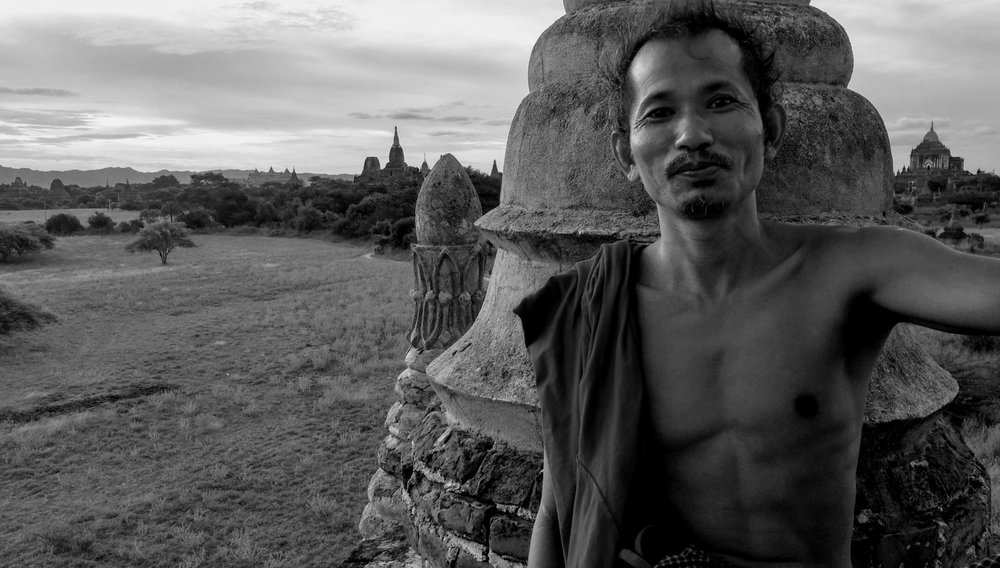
left=0, top=165, right=355, bottom=188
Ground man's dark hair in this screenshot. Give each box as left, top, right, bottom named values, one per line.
left=603, top=1, right=781, bottom=138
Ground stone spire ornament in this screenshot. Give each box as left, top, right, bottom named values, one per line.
left=409, top=154, right=487, bottom=350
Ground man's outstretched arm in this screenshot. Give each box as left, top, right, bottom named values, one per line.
left=528, top=451, right=564, bottom=568
left=857, top=226, right=1000, bottom=334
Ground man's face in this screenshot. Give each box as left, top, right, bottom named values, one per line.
left=613, top=30, right=782, bottom=221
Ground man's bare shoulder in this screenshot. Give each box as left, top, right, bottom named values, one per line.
left=762, top=221, right=931, bottom=260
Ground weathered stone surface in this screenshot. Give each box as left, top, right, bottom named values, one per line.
left=360, top=501, right=404, bottom=540
left=454, top=548, right=493, bottom=568
left=406, top=347, right=443, bottom=374
left=418, top=426, right=494, bottom=485
left=368, top=468, right=409, bottom=527
left=496, top=78, right=651, bottom=216
left=488, top=514, right=533, bottom=561
left=369, top=467, right=402, bottom=503
left=852, top=413, right=990, bottom=566
left=427, top=250, right=556, bottom=451
left=487, top=551, right=528, bottom=568
left=533, top=1, right=849, bottom=91
left=411, top=412, right=449, bottom=463
left=759, top=83, right=893, bottom=217
left=408, top=471, right=446, bottom=521
left=866, top=325, right=959, bottom=424
left=467, top=443, right=542, bottom=506
left=396, top=368, right=440, bottom=408
left=407, top=518, right=450, bottom=568
left=415, top=154, right=483, bottom=246
left=378, top=434, right=409, bottom=480
left=386, top=401, right=429, bottom=441
left=341, top=525, right=412, bottom=568
left=438, top=492, right=494, bottom=542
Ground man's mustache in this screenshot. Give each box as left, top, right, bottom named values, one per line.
left=666, top=152, right=734, bottom=177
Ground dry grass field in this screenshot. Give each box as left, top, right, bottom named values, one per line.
left=0, top=234, right=411, bottom=567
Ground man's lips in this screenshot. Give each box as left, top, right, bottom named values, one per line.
left=670, top=162, right=725, bottom=177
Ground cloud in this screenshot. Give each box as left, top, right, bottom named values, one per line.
left=348, top=103, right=482, bottom=124
left=0, top=108, right=94, bottom=128
left=36, top=132, right=150, bottom=145
left=0, top=87, right=78, bottom=97
left=0, top=132, right=150, bottom=147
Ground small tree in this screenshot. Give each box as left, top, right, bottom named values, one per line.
left=87, top=211, right=115, bottom=233
left=177, top=206, right=214, bottom=230
left=0, top=223, right=55, bottom=263
left=45, top=213, right=83, bottom=235
left=116, top=219, right=144, bottom=234
left=125, top=222, right=195, bottom=265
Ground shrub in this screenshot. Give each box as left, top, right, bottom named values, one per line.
left=292, top=205, right=325, bottom=232
left=45, top=213, right=83, bottom=235
left=892, top=202, right=914, bottom=215
left=139, top=209, right=161, bottom=223
left=0, top=287, right=57, bottom=335
left=177, top=207, right=215, bottom=230
left=389, top=217, right=416, bottom=249
left=116, top=219, right=144, bottom=234
left=0, top=223, right=55, bottom=263
left=370, top=219, right=393, bottom=237
left=125, top=221, right=196, bottom=264
left=87, top=211, right=115, bottom=232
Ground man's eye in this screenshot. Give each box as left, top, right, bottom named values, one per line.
left=708, top=95, right=738, bottom=109
left=646, top=107, right=672, bottom=119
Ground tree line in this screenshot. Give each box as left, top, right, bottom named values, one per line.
left=1, top=168, right=501, bottom=249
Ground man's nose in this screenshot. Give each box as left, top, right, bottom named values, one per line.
left=674, top=111, right=713, bottom=151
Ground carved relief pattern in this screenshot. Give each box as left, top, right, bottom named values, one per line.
left=409, top=243, right=487, bottom=351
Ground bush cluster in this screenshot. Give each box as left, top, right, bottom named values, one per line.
left=0, top=223, right=55, bottom=263
left=45, top=213, right=84, bottom=235
left=87, top=211, right=115, bottom=232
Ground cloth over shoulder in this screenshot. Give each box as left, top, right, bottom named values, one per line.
left=514, top=239, right=652, bottom=568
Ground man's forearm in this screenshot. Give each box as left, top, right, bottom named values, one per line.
left=527, top=503, right=564, bottom=568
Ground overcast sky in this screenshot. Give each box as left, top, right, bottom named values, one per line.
left=0, top=1, right=997, bottom=176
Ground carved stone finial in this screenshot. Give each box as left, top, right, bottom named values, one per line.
left=409, top=153, right=487, bottom=351
left=415, top=153, right=482, bottom=246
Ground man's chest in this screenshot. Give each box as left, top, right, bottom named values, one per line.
left=635, top=282, right=870, bottom=451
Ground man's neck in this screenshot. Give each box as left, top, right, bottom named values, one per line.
left=644, top=202, right=776, bottom=302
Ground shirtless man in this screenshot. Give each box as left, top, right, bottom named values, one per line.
left=517, top=6, right=1000, bottom=568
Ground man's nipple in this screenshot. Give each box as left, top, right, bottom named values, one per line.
left=794, top=394, right=819, bottom=419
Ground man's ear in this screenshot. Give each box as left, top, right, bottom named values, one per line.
left=611, top=130, right=640, bottom=182
left=763, top=103, right=787, bottom=161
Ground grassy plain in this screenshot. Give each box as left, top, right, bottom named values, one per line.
left=0, top=234, right=411, bottom=567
